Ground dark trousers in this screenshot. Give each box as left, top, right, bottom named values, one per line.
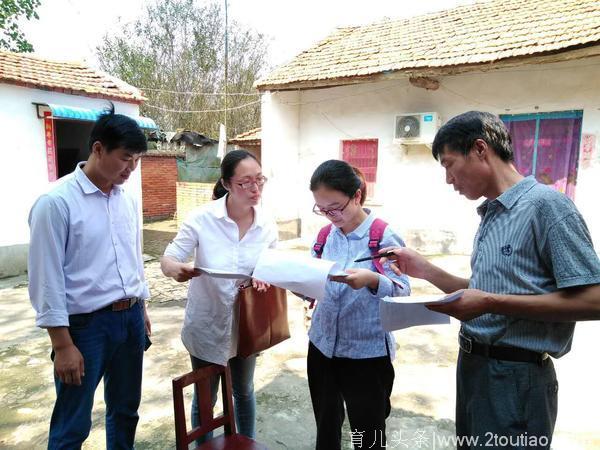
left=307, top=342, right=395, bottom=450
left=48, top=302, right=145, bottom=450
left=456, top=350, right=558, bottom=450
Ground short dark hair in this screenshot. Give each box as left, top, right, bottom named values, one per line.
left=432, top=111, right=513, bottom=162
left=310, top=159, right=364, bottom=201
left=220, top=150, right=259, bottom=184
left=89, top=103, right=147, bottom=154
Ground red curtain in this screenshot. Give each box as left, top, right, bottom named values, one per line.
left=504, top=115, right=582, bottom=199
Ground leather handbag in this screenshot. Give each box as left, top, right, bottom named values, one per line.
left=237, top=285, right=290, bottom=358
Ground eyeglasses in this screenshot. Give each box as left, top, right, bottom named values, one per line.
left=233, top=175, right=268, bottom=190
left=312, top=197, right=352, bottom=218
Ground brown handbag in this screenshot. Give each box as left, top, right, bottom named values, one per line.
left=237, top=285, right=290, bottom=358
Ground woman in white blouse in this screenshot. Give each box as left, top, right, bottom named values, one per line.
left=161, top=150, right=278, bottom=441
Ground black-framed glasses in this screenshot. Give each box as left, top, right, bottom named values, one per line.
left=233, top=175, right=268, bottom=190
left=312, top=197, right=352, bottom=218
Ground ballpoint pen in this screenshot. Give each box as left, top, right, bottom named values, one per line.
left=354, top=251, right=396, bottom=263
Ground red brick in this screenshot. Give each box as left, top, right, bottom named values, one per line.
left=141, top=156, right=178, bottom=220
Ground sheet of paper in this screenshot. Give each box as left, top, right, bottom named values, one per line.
left=252, top=249, right=342, bottom=300
left=195, top=267, right=252, bottom=280
left=378, top=291, right=463, bottom=331
left=383, top=290, right=464, bottom=305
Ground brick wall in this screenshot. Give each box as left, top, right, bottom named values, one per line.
left=176, top=181, right=214, bottom=224
left=141, top=156, right=178, bottom=220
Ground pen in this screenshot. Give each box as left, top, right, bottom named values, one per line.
left=354, top=251, right=396, bottom=263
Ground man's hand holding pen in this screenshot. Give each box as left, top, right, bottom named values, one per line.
left=377, top=246, right=432, bottom=279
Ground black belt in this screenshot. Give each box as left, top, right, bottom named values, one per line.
left=98, top=297, right=140, bottom=312
left=459, top=332, right=549, bottom=365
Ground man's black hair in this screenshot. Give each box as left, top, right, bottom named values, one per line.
left=88, top=103, right=148, bottom=153
left=431, top=111, right=513, bottom=162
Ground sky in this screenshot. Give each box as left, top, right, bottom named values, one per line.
left=20, top=0, right=473, bottom=70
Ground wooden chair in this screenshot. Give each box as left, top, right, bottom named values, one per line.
left=172, top=364, right=268, bottom=450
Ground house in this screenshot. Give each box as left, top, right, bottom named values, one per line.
left=255, top=0, right=600, bottom=253
left=0, top=50, right=156, bottom=277
left=229, top=128, right=262, bottom=162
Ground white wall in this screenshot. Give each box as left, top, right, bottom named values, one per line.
left=262, top=56, right=600, bottom=253
left=260, top=90, right=301, bottom=222
left=0, top=84, right=142, bottom=276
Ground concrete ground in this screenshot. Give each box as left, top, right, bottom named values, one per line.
left=0, top=220, right=599, bottom=449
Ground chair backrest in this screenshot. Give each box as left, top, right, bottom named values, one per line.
left=172, top=364, right=236, bottom=449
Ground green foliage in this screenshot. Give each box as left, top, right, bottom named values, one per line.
left=0, top=0, right=41, bottom=52
left=96, top=0, right=269, bottom=139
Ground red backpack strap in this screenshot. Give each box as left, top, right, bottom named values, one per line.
left=368, top=218, right=404, bottom=289
left=368, top=218, right=388, bottom=275
left=308, top=224, right=333, bottom=309
left=313, top=224, right=333, bottom=259
left=368, top=218, right=387, bottom=254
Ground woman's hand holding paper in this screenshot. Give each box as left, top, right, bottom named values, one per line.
left=331, top=268, right=379, bottom=291
left=252, top=278, right=270, bottom=292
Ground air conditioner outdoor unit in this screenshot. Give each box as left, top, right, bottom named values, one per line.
left=394, top=112, right=440, bottom=144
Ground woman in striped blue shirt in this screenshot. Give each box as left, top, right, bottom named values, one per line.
left=307, top=160, right=410, bottom=450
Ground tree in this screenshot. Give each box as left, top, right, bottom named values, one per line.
left=0, top=0, right=41, bottom=52
left=96, top=0, right=269, bottom=138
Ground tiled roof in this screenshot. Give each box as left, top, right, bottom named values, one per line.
left=0, top=50, right=145, bottom=103
left=256, top=0, right=600, bottom=90
left=229, top=128, right=261, bottom=144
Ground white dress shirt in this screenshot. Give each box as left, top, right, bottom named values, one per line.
left=164, top=195, right=278, bottom=365
left=28, top=163, right=150, bottom=328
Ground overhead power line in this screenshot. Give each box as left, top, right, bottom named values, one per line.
left=140, top=87, right=259, bottom=96
left=143, top=99, right=261, bottom=114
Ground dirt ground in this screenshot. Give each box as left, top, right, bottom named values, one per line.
left=0, top=220, right=599, bottom=449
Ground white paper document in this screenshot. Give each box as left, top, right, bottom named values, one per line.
left=195, top=267, right=252, bottom=280
left=252, top=249, right=343, bottom=300
left=379, top=291, right=463, bottom=331
left=385, top=291, right=464, bottom=305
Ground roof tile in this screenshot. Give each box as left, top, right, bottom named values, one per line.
left=0, top=50, right=144, bottom=103
left=229, top=128, right=261, bottom=143
left=257, top=0, right=600, bottom=89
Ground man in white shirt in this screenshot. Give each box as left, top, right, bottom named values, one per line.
left=28, top=107, right=151, bottom=450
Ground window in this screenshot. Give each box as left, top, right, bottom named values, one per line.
left=500, top=111, right=583, bottom=199
left=341, top=139, right=378, bottom=199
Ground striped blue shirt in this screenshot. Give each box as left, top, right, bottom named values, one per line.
left=308, top=211, right=410, bottom=360
left=465, top=176, right=600, bottom=357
